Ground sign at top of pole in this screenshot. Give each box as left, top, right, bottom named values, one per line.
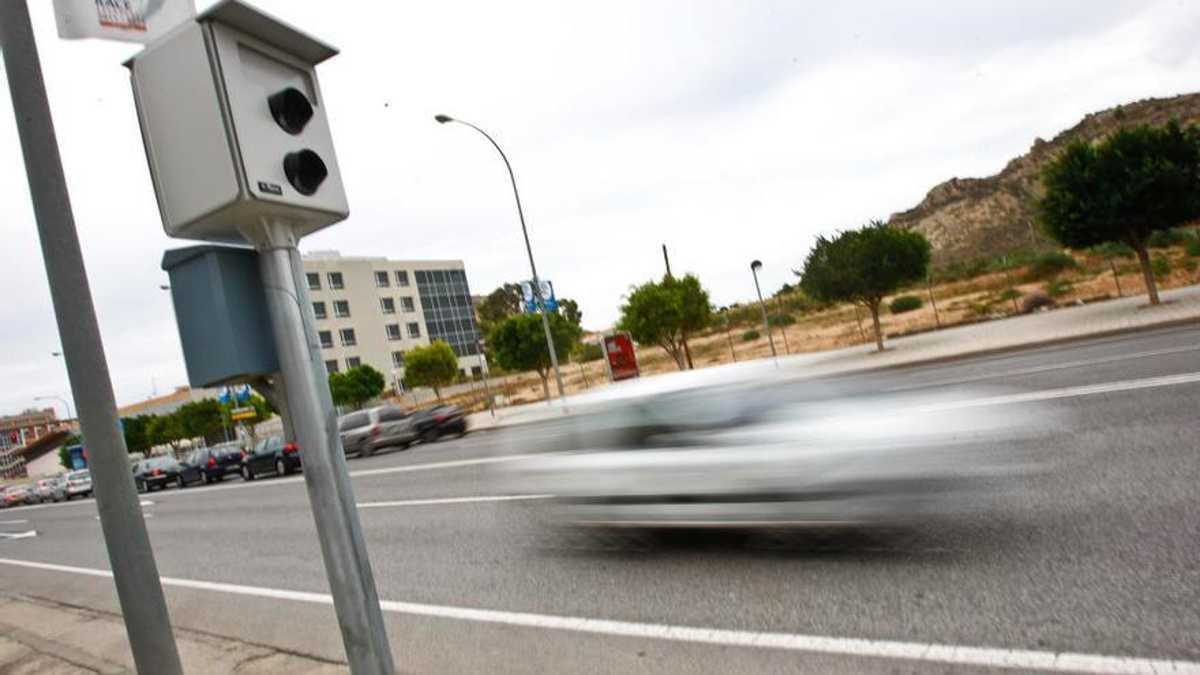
left=54, top=0, right=196, bottom=43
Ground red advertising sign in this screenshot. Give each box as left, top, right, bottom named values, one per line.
left=602, top=332, right=639, bottom=382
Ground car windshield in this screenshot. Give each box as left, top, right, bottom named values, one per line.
left=66, top=471, right=89, bottom=481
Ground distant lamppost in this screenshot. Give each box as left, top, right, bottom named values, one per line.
left=35, top=394, right=72, bottom=420
left=436, top=114, right=566, bottom=409
left=750, top=260, right=777, bottom=360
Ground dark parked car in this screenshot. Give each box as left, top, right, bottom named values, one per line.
left=133, top=456, right=186, bottom=492
left=411, top=405, right=467, bottom=443
left=179, top=442, right=245, bottom=485
left=338, top=405, right=417, bottom=457
left=241, top=435, right=300, bottom=480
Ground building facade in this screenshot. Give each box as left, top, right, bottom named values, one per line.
left=0, top=408, right=61, bottom=479
left=302, top=251, right=485, bottom=387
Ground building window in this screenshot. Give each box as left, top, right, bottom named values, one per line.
left=339, top=328, right=356, bottom=346
left=392, top=351, right=405, bottom=368
left=385, top=323, right=401, bottom=341
left=346, top=356, right=361, bottom=369
left=379, top=297, right=395, bottom=314
left=327, top=272, right=344, bottom=290
left=307, top=273, right=321, bottom=291
left=318, top=330, right=333, bottom=349
left=406, top=322, right=421, bottom=338
left=400, top=296, right=415, bottom=313
left=395, top=270, right=409, bottom=287
left=325, top=360, right=339, bottom=374
left=374, top=271, right=390, bottom=288
left=333, top=300, right=350, bottom=318
left=313, top=302, right=327, bottom=320
left=415, top=267, right=480, bottom=357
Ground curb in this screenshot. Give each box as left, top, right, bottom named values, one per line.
left=839, top=315, right=1200, bottom=378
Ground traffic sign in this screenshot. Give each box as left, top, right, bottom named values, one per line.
left=229, top=406, right=256, bottom=421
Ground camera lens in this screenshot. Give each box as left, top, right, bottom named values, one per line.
left=283, top=149, right=328, bottom=196
left=268, top=87, right=314, bottom=135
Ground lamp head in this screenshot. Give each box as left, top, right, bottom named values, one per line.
left=434, top=114, right=453, bottom=124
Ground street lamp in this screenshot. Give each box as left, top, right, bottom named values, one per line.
left=750, top=260, right=778, bottom=360
left=435, top=114, right=567, bottom=408
left=35, top=394, right=73, bottom=420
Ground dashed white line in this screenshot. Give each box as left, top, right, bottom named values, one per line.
left=0, top=520, right=28, bottom=525
left=357, top=494, right=551, bottom=509
left=0, top=557, right=1194, bottom=674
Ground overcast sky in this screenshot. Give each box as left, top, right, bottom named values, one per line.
left=2, top=0, right=1198, bottom=417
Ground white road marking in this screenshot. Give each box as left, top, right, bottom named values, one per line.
left=0, top=520, right=28, bottom=525
left=95, top=514, right=152, bottom=520
left=139, top=500, right=154, bottom=506
left=915, top=371, right=1200, bottom=413
left=357, top=494, right=551, bottom=509
left=0, top=531, right=37, bottom=540
left=0, top=557, right=1195, bottom=674
left=348, top=453, right=544, bottom=479
left=885, top=344, right=1200, bottom=392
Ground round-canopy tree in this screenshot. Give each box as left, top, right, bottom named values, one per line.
left=617, top=273, right=711, bottom=370
left=797, top=221, right=931, bottom=352
left=1038, top=120, right=1200, bottom=305
left=403, top=341, right=460, bottom=401
left=487, top=312, right=580, bottom=400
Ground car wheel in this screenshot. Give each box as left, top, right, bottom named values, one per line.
left=421, top=428, right=439, bottom=444
left=242, top=465, right=254, bottom=481
left=175, top=475, right=185, bottom=489
left=275, top=458, right=287, bottom=476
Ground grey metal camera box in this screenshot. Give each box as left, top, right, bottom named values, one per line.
left=161, top=245, right=279, bottom=387
left=128, top=0, right=348, bottom=244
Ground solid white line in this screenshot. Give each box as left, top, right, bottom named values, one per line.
left=0, top=557, right=1196, bottom=674
left=348, top=453, right=543, bottom=479
left=0, top=531, right=37, bottom=540
left=916, top=371, right=1200, bottom=413
left=885, top=344, right=1200, bottom=392
left=357, top=494, right=552, bottom=509
left=0, top=520, right=28, bottom=525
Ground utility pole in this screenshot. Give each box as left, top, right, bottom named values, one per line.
left=0, top=3, right=183, bottom=672
left=926, top=275, right=942, bottom=328
left=662, top=243, right=673, bottom=278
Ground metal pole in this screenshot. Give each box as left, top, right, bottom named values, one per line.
left=775, top=296, right=791, bottom=355
left=257, top=242, right=394, bottom=674
left=440, top=117, right=567, bottom=409
left=750, top=263, right=777, bottom=359
left=926, top=275, right=941, bottom=328
left=477, top=340, right=495, bottom=417
left=0, top=4, right=183, bottom=672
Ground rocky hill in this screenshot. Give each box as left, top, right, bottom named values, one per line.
left=888, top=93, right=1200, bottom=265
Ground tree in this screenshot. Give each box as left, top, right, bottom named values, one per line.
left=403, top=341, right=460, bottom=401
left=328, top=364, right=386, bottom=409
left=146, top=413, right=186, bottom=454
left=121, top=415, right=155, bottom=454
left=488, top=312, right=582, bottom=399
left=1038, top=121, right=1200, bottom=305
left=558, top=298, right=582, bottom=326
left=797, top=221, right=931, bottom=352
left=476, top=283, right=523, bottom=331
left=617, top=273, right=712, bottom=370
left=175, top=399, right=225, bottom=443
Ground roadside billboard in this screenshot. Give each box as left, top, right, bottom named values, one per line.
left=602, top=332, right=639, bottom=382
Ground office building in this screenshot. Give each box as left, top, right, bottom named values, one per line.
left=302, top=251, right=485, bottom=386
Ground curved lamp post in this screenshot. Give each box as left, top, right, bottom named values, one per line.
left=750, top=260, right=778, bottom=360
left=435, top=114, right=567, bottom=407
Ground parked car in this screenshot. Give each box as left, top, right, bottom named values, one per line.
left=0, top=487, right=9, bottom=508
left=338, top=405, right=417, bottom=457
left=4, top=484, right=35, bottom=507
left=64, top=469, right=92, bottom=500
left=179, top=442, right=245, bottom=485
left=241, top=435, right=300, bottom=480
left=411, top=404, right=468, bottom=443
left=34, top=476, right=66, bottom=503
left=133, top=456, right=186, bottom=492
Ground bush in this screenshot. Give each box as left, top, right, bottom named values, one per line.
left=1020, top=291, right=1055, bottom=314
left=888, top=295, right=923, bottom=314
left=1152, top=256, right=1172, bottom=279
left=575, top=342, right=604, bottom=362
left=771, top=313, right=797, bottom=326
left=1185, top=238, right=1200, bottom=257
left=1025, top=252, right=1079, bottom=280
left=1183, top=258, right=1198, bottom=273
left=741, top=329, right=760, bottom=342
left=1147, top=228, right=1189, bottom=248
left=1044, top=278, right=1073, bottom=298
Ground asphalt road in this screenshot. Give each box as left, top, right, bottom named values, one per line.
left=2, top=325, right=1198, bottom=673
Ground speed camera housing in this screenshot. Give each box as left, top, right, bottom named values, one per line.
left=127, top=0, right=348, bottom=243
